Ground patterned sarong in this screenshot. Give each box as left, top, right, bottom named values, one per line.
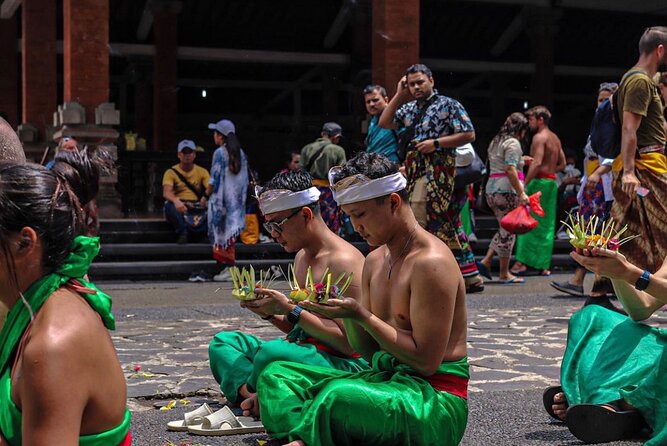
left=611, top=151, right=667, bottom=273
left=257, top=352, right=469, bottom=446
left=561, top=305, right=667, bottom=446
left=314, top=184, right=340, bottom=234
left=514, top=177, right=557, bottom=270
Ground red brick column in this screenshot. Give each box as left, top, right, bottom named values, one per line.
left=0, top=16, right=19, bottom=127
left=63, top=0, right=110, bottom=124
left=153, top=2, right=180, bottom=152
left=371, top=0, right=420, bottom=97
left=22, top=0, right=57, bottom=137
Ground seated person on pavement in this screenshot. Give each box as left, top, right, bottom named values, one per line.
left=254, top=152, right=469, bottom=446
left=207, top=169, right=367, bottom=417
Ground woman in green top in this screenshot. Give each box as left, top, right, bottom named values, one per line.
left=0, top=157, right=130, bottom=445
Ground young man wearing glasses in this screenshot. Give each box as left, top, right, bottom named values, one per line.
left=206, top=169, right=367, bottom=418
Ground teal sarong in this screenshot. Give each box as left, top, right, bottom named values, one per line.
left=257, top=352, right=469, bottom=446
left=561, top=305, right=667, bottom=445
left=515, top=177, right=557, bottom=270
left=208, top=328, right=368, bottom=403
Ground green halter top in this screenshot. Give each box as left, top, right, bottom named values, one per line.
left=0, top=236, right=131, bottom=445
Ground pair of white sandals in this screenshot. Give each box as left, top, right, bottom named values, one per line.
left=167, top=403, right=265, bottom=436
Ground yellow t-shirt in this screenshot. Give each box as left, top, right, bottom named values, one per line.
left=162, top=164, right=210, bottom=201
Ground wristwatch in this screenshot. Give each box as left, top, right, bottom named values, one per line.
left=287, top=306, right=303, bottom=325
left=432, top=138, right=441, bottom=150
left=635, top=270, right=651, bottom=291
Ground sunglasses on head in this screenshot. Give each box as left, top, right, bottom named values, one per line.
left=263, top=207, right=302, bottom=234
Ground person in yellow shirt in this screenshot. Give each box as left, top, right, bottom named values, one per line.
left=162, top=139, right=210, bottom=244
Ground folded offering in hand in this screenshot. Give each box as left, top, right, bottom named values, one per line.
left=561, top=213, right=639, bottom=251
left=229, top=266, right=279, bottom=301
left=287, top=264, right=353, bottom=304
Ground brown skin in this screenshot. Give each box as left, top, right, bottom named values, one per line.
left=162, top=148, right=207, bottom=213
left=0, top=228, right=126, bottom=445
left=287, top=153, right=301, bottom=172
left=620, top=43, right=667, bottom=196
left=364, top=89, right=389, bottom=116
left=237, top=205, right=364, bottom=416
left=378, top=72, right=475, bottom=152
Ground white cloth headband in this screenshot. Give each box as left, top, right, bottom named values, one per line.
left=329, top=171, right=407, bottom=205
left=256, top=186, right=321, bottom=214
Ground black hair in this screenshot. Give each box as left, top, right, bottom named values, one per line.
left=0, top=161, right=93, bottom=292
left=638, top=27, right=667, bottom=55
left=259, top=170, right=320, bottom=213
left=286, top=149, right=300, bottom=162
left=330, top=152, right=408, bottom=202
left=216, top=130, right=243, bottom=175
left=492, top=112, right=528, bottom=145
left=362, top=84, right=388, bottom=97
left=51, top=150, right=100, bottom=206
left=406, top=64, right=433, bottom=78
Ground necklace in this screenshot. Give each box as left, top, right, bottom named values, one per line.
left=387, top=223, right=419, bottom=279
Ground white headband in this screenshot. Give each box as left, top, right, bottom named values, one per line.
left=329, top=170, right=407, bottom=206
left=256, top=186, right=321, bottom=214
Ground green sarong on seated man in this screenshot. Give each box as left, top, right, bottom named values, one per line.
left=515, top=177, right=557, bottom=270
left=257, top=351, right=469, bottom=446
left=561, top=305, right=667, bottom=446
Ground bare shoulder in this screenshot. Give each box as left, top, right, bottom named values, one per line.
left=328, top=238, right=365, bottom=273
left=411, top=232, right=458, bottom=275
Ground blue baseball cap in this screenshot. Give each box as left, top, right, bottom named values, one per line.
left=208, top=119, right=236, bottom=136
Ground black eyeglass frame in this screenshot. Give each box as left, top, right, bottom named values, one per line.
left=263, top=207, right=302, bottom=234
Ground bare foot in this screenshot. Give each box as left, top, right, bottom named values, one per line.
left=240, top=393, right=260, bottom=417
left=552, top=391, right=568, bottom=421
left=283, top=441, right=306, bottom=446
left=510, top=262, right=526, bottom=274
left=238, top=383, right=252, bottom=400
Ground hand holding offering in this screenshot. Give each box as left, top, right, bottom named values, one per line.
left=287, top=264, right=354, bottom=304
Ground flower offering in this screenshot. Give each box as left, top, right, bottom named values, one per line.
left=560, top=213, right=639, bottom=251
left=229, top=266, right=278, bottom=301
left=287, top=264, right=354, bottom=304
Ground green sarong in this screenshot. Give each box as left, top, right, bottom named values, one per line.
left=0, top=236, right=131, bottom=446
left=561, top=305, right=667, bottom=445
left=257, top=351, right=469, bottom=446
left=208, top=328, right=368, bottom=403
left=460, top=198, right=472, bottom=236
left=515, top=177, right=557, bottom=270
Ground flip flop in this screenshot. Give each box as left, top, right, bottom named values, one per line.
left=475, top=261, right=493, bottom=280
left=499, top=277, right=525, bottom=284
left=542, top=386, right=566, bottom=422
left=167, top=403, right=215, bottom=432
left=566, top=403, right=645, bottom=443
left=188, top=406, right=265, bottom=436
left=515, top=267, right=551, bottom=277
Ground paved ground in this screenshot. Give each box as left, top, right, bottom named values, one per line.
left=103, top=274, right=666, bottom=446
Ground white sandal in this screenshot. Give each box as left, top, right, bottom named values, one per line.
left=188, top=406, right=265, bottom=436
left=166, top=403, right=215, bottom=432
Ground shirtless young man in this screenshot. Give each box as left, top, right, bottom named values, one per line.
left=511, top=105, right=565, bottom=276
left=206, top=170, right=366, bottom=419
left=254, top=152, right=469, bottom=446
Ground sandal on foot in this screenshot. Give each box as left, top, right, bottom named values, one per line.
left=188, top=406, right=265, bottom=436
left=566, top=403, right=644, bottom=443
left=167, top=403, right=215, bottom=432
left=542, top=386, right=566, bottom=422
left=475, top=261, right=493, bottom=280
left=499, top=276, right=525, bottom=284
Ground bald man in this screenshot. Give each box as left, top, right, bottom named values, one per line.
left=0, top=117, right=25, bottom=163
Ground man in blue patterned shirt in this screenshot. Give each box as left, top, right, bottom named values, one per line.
left=379, top=64, right=484, bottom=293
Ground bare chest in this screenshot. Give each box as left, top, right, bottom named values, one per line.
left=368, top=267, right=412, bottom=331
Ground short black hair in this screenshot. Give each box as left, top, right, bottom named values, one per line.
left=330, top=152, right=408, bottom=202
left=638, top=26, right=667, bottom=55
left=362, top=84, right=388, bottom=97
left=259, top=170, right=320, bottom=213
left=406, top=64, right=433, bottom=78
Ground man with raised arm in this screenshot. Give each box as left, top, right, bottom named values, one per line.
left=255, top=152, right=469, bottom=446
left=206, top=170, right=367, bottom=419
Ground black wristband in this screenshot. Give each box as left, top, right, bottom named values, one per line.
left=432, top=138, right=440, bottom=150
left=635, top=270, right=651, bottom=291
left=287, top=306, right=303, bottom=325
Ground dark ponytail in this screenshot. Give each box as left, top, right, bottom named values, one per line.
left=224, top=132, right=242, bottom=175
left=51, top=150, right=100, bottom=206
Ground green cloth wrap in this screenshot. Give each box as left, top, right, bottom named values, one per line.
left=0, top=236, right=130, bottom=445
left=257, top=351, right=469, bottom=446
left=561, top=305, right=667, bottom=445
left=460, top=198, right=472, bottom=236
left=515, top=178, right=557, bottom=270
left=209, top=328, right=368, bottom=403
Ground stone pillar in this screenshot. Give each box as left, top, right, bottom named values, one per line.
left=371, top=0, right=419, bottom=97
left=152, top=1, right=181, bottom=152
left=63, top=0, right=109, bottom=124
left=0, top=16, right=19, bottom=127
left=22, top=0, right=57, bottom=139
left=526, top=7, right=561, bottom=110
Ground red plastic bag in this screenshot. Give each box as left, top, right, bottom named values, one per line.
left=500, top=192, right=544, bottom=234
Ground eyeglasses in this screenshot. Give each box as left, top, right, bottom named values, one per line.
left=263, top=208, right=302, bottom=234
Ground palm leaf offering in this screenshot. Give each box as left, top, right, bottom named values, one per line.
left=287, top=264, right=354, bottom=304
left=560, top=213, right=639, bottom=251
left=229, top=266, right=279, bottom=301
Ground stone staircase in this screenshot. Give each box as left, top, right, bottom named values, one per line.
left=90, top=215, right=575, bottom=281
